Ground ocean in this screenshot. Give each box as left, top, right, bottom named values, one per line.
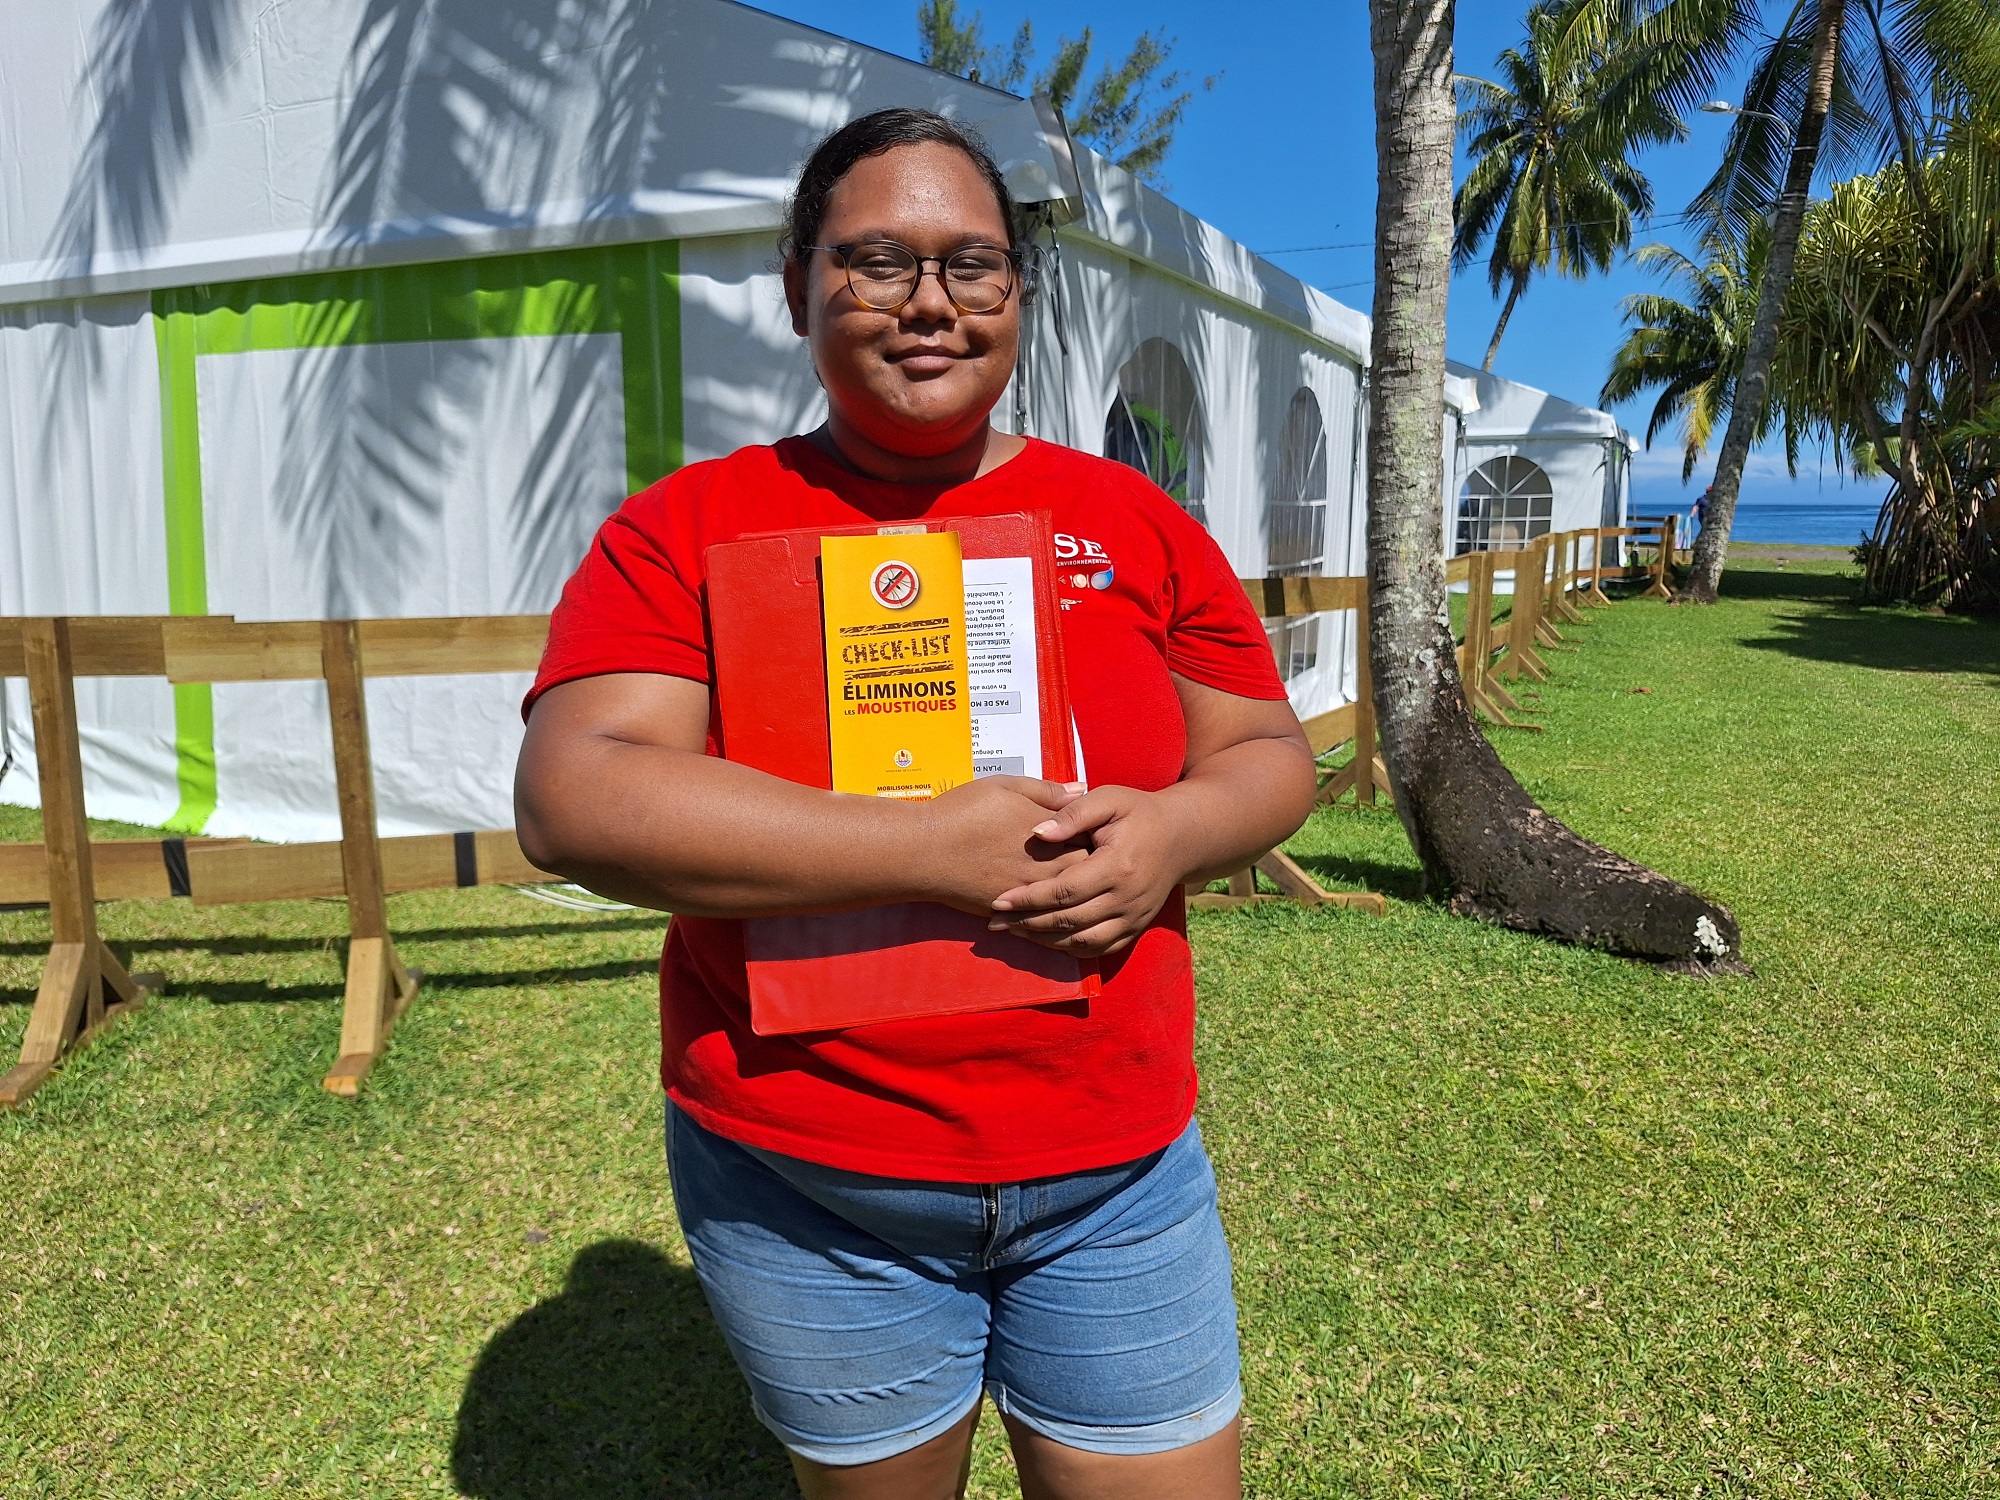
left=1724, top=503, right=1880, bottom=547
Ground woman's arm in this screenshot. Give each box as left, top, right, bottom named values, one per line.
left=987, top=674, right=1318, bottom=956
left=515, top=672, right=1086, bottom=917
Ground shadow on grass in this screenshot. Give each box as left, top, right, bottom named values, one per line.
left=1717, top=566, right=1861, bottom=603
left=0, top=916, right=664, bottom=961
left=1740, top=600, right=2000, bottom=682
left=453, top=1238, right=792, bottom=1500
left=1290, top=852, right=1425, bottom=902
left=0, top=958, right=661, bottom=1008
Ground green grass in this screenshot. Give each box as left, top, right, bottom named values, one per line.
left=3, top=555, right=1997, bottom=1498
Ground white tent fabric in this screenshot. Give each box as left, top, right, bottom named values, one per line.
left=1446, top=360, right=1634, bottom=586
left=2, top=0, right=1490, bottom=843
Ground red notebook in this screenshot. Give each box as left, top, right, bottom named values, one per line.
left=706, top=511, right=1100, bottom=1035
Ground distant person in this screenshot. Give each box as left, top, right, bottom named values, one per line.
left=516, top=108, right=1316, bottom=1499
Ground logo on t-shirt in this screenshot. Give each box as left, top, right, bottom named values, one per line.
left=869, top=559, right=921, bottom=610
left=1054, top=533, right=1115, bottom=595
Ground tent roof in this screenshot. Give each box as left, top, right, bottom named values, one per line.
left=1, top=0, right=1072, bottom=305
left=1, top=0, right=1390, bottom=379
left=1446, top=360, right=1634, bottom=448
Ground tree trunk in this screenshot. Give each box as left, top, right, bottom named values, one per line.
left=1682, top=0, right=1845, bottom=604
left=1364, top=0, right=1745, bottom=970
left=1481, top=268, right=1527, bottom=372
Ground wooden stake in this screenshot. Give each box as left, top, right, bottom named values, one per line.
left=0, top=619, right=160, bottom=1108
left=319, top=620, right=419, bottom=1098
left=1584, top=529, right=1613, bottom=606
left=1644, top=517, right=1676, bottom=599
left=1495, top=541, right=1552, bottom=682
left=1320, top=592, right=1394, bottom=806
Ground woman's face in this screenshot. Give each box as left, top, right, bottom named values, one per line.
left=786, top=142, right=1019, bottom=459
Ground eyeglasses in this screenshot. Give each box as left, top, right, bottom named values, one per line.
left=802, top=240, right=1020, bottom=315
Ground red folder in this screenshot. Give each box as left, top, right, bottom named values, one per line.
left=706, top=511, right=1100, bottom=1035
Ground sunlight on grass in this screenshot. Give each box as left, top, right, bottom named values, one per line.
left=3, top=556, right=1996, bottom=1497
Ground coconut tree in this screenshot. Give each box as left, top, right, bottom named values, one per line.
left=1366, top=0, right=1743, bottom=968
left=1680, top=0, right=2000, bottom=602
left=1600, top=224, right=1773, bottom=478
left=1776, top=108, right=2000, bottom=608
left=1454, top=0, right=1690, bottom=371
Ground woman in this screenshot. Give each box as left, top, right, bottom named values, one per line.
left=517, top=109, right=1316, bottom=1500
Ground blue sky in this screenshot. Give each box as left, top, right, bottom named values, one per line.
left=755, top=0, right=1881, bottom=513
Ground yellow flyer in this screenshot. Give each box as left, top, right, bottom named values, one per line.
left=821, top=531, right=973, bottom=799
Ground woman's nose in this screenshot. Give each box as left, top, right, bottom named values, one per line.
left=900, top=264, right=959, bottom=323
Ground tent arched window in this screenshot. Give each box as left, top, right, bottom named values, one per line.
left=1105, top=338, right=1207, bottom=525
left=1267, top=388, right=1330, bottom=680
left=1455, top=455, right=1553, bottom=553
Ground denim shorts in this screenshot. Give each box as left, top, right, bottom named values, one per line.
left=665, top=1102, right=1242, bottom=1467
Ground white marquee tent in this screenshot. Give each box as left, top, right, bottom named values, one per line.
left=1445, top=360, right=1635, bottom=579
left=1, top=0, right=1476, bottom=843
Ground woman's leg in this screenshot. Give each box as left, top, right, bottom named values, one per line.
left=788, top=1402, right=982, bottom=1500
left=984, top=1121, right=1243, bottom=1500
left=1003, top=1412, right=1241, bottom=1500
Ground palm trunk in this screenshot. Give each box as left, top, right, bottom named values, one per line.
left=1683, top=0, right=1844, bottom=603
left=1365, top=0, right=1743, bottom=969
left=1482, top=269, right=1527, bottom=372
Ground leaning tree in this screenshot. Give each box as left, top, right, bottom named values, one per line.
left=1680, top=0, right=2000, bottom=602
left=1365, top=0, right=1742, bottom=969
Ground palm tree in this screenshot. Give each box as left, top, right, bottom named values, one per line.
left=1679, top=0, right=2000, bottom=602
left=1365, top=0, right=1742, bottom=966
left=1600, top=225, right=1772, bottom=479
left=1775, top=109, right=2000, bottom=608
left=1453, top=0, right=1689, bottom=371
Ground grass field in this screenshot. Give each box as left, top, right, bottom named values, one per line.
left=4, top=555, right=1997, bottom=1498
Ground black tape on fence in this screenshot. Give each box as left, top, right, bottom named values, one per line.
left=160, top=838, right=191, bottom=899
left=453, top=831, right=478, bottom=888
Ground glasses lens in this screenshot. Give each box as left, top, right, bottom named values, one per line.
left=845, top=243, right=919, bottom=309
left=943, top=248, right=1013, bottom=312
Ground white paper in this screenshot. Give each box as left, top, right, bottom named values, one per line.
left=963, top=556, right=1042, bottom=779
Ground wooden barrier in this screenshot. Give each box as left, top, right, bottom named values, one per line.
left=0, top=621, right=163, bottom=1106
left=1218, top=575, right=1388, bottom=915
left=0, top=613, right=556, bottom=1105
left=1452, top=550, right=1535, bottom=731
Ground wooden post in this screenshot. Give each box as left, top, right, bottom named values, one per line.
left=1550, top=532, right=1587, bottom=624
left=1459, top=551, right=1534, bottom=729
left=1584, top=529, right=1613, bottom=606
left=319, top=620, right=419, bottom=1098
left=0, top=620, right=160, bottom=1108
left=1644, top=516, right=1676, bottom=599
left=1319, top=592, right=1393, bottom=807
left=1495, top=541, right=1552, bottom=683
left=1537, top=534, right=1580, bottom=649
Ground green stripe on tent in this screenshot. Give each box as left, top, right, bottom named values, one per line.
left=615, top=240, right=684, bottom=492
left=149, top=242, right=686, bottom=832
left=153, top=298, right=218, bottom=833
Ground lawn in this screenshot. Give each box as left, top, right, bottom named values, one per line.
left=3, top=552, right=1997, bottom=1498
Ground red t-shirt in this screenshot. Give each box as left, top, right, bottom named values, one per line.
left=528, top=436, right=1286, bottom=1181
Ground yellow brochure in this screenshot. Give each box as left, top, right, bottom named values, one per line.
left=821, top=531, right=974, bottom=799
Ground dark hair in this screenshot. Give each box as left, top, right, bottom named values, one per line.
left=784, top=108, right=1017, bottom=259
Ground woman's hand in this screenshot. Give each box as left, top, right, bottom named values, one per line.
left=985, top=786, right=1186, bottom=957
left=985, top=677, right=1320, bottom=958
left=913, top=776, right=1090, bottom=915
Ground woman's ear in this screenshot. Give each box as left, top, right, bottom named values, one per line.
left=782, top=255, right=810, bottom=338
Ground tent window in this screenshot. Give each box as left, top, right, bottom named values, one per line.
left=1456, top=455, right=1553, bottom=553
left=1266, top=388, right=1330, bottom=682
left=1106, top=338, right=1207, bottom=525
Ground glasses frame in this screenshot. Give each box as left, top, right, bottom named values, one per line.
left=801, top=240, right=1023, bottom=315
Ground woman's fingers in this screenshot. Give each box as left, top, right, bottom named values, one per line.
left=1026, top=786, right=1132, bottom=845
left=978, top=775, right=1081, bottom=812
left=996, top=902, right=1142, bottom=956
left=990, top=855, right=1120, bottom=913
